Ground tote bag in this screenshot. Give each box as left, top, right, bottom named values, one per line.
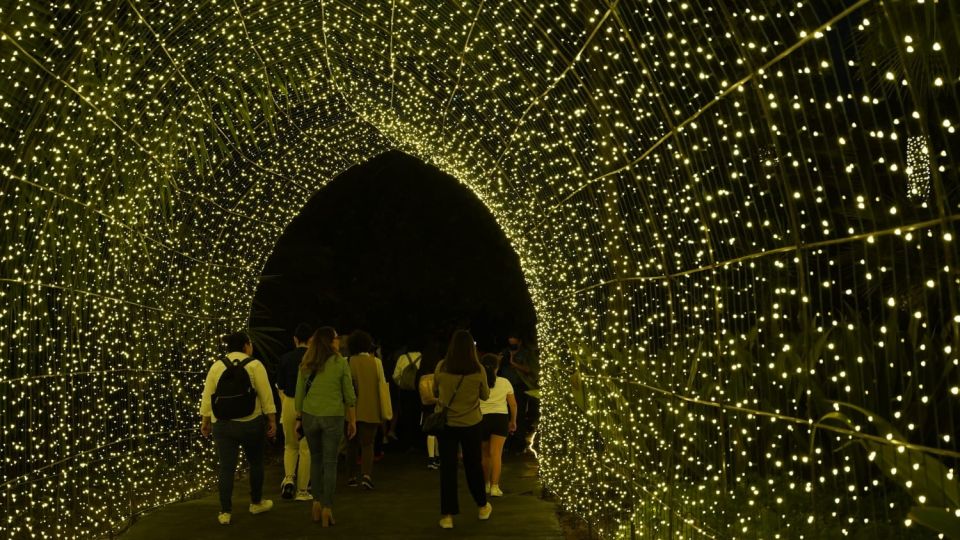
left=376, top=358, right=393, bottom=421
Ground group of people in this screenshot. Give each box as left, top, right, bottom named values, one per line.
left=199, top=325, right=539, bottom=529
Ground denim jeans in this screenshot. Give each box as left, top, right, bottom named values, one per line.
left=212, top=416, right=266, bottom=513
left=302, top=413, right=344, bottom=507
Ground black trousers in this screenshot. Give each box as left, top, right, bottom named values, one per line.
left=397, top=389, right=422, bottom=449
left=438, top=423, right=487, bottom=515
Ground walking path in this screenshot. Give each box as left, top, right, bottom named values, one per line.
left=118, top=448, right=562, bottom=539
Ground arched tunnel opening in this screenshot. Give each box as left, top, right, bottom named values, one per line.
left=1, top=1, right=960, bottom=538
left=251, top=150, right=537, bottom=355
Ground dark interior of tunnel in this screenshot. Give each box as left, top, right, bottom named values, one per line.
left=250, top=150, right=537, bottom=358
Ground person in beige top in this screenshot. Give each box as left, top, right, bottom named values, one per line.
left=346, top=330, right=384, bottom=490
left=433, top=329, right=491, bottom=529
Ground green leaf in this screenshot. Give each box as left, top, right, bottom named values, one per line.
left=907, top=506, right=960, bottom=539
left=865, top=440, right=960, bottom=509
left=831, top=401, right=960, bottom=508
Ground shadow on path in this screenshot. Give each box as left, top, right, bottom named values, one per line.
left=118, top=447, right=562, bottom=539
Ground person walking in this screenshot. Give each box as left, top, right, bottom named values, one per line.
left=200, top=331, right=277, bottom=525
left=433, top=329, right=491, bottom=529
left=346, top=330, right=386, bottom=490
left=392, top=344, right=423, bottom=450
left=277, top=322, right=313, bottom=501
left=418, top=340, right=442, bottom=469
left=479, top=353, right=517, bottom=498
left=500, top=333, right=539, bottom=454
left=295, top=327, right=357, bottom=527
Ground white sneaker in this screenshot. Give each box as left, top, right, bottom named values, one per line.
left=485, top=482, right=491, bottom=494
left=249, top=499, right=274, bottom=514
left=438, top=515, right=454, bottom=529
left=490, top=485, right=503, bottom=497
left=478, top=502, right=492, bottom=520
left=217, top=512, right=231, bottom=525
left=295, top=490, right=313, bottom=501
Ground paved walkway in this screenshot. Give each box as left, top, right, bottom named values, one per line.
left=118, top=446, right=562, bottom=539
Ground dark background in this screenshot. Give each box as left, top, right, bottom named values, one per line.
left=251, top=150, right=537, bottom=362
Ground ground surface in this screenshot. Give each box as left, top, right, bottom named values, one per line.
left=118, top=445, right=563, bottom=539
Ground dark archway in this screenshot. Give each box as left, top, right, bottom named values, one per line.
left=252, top=150, right=537, bottom=356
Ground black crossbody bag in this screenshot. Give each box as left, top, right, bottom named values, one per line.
left=421, top=375, right=464, bottom=436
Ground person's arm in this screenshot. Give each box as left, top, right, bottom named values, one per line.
left=510, top=351, right=532, bottom=374
left=295, top=370, right=306, bottom=415
left=199, top=363, right=219, bottom=436
left=433, top=361, right=443, bottom=398
left=342, top=357, right=358, bottom=408
left=478, top=370, right=490, bottom=401
left=506, top=391, right=518, bottom=434
left=252, top=361, right=277, bottom=438
left=345, top=406, right=357, bottom=439
left=342, top=358, right=358, bottom=438
left=392, top=354, right=406, bottom=382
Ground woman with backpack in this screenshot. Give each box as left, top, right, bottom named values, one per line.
left=479, top=353, right=517, bottom=497
left=295, top=327, right=357, bottom=527
left=392, top=344, right=423, bottom=450
left=433, top=330, right=491, bottom=529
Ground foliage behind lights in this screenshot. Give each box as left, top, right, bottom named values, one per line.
left=1, top=0, right=960, bottom=538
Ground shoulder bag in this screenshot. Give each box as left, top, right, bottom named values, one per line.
left=422, top=374, right=464, bottom=436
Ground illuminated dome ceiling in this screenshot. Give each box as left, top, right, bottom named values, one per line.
left=1, top=1, right=959, bottom=538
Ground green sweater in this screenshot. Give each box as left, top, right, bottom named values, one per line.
left=295, top=354, right=357, bottom=417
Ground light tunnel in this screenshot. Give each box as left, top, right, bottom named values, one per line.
left=1, top=0, right=959, bottom=538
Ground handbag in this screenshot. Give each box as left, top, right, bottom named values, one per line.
left=376, top=358, right=393, bottom=421
left=422, top=375, right=464, bottom=436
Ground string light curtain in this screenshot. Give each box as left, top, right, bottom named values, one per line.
left=1, top=1, right=958, bottom=538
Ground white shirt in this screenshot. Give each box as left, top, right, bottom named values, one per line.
left=392, top=351, right=422, bottom=382
left=480, top=377, right=514, bottom=415
left=200, top=352, right=276, bottom=422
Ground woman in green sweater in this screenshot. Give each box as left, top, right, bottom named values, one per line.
left=295, top=327, right=357, bottom=527
left=434, top=329, right=491, bottom=529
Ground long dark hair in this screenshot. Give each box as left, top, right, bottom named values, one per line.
left=300, top=326, right=338, bottom=373
left=442, top=330, right=481, bottom=375
left=480, top=353, right=500, bottom=388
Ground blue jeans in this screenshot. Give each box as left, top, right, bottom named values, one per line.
left=302, top=413, right=344, bottom=507
left=212, top=416, right=266, bottom=513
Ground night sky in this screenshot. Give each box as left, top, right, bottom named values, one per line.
left=252, top=150, right=537, bottom=358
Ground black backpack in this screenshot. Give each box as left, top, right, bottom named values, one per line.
left=396, top=353, right=420, bottom=391
left=212, top=357, right=257, bottom=420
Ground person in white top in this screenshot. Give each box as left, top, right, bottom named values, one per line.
left=392, top=347, right=423, bottom=448
left=200, top=331, right=277, bottom=525
left=478, top=353, right=517, bottom=498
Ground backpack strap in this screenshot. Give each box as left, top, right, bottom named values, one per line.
left=222, top=355, right=254, bottom=368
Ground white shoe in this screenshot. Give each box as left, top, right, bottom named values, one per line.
left=478, top=502, right=492, bottom=520
left=295, top=490, right=313, bottom=501
left=439, top=515, right=454, bottom=529
left=490, top=485, right=503, bottom=497
left=485, top=482, right=491, bottom=494
left=249, top=499, right=274, bottom=514
left=217, top=512, right=231, bottom=525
